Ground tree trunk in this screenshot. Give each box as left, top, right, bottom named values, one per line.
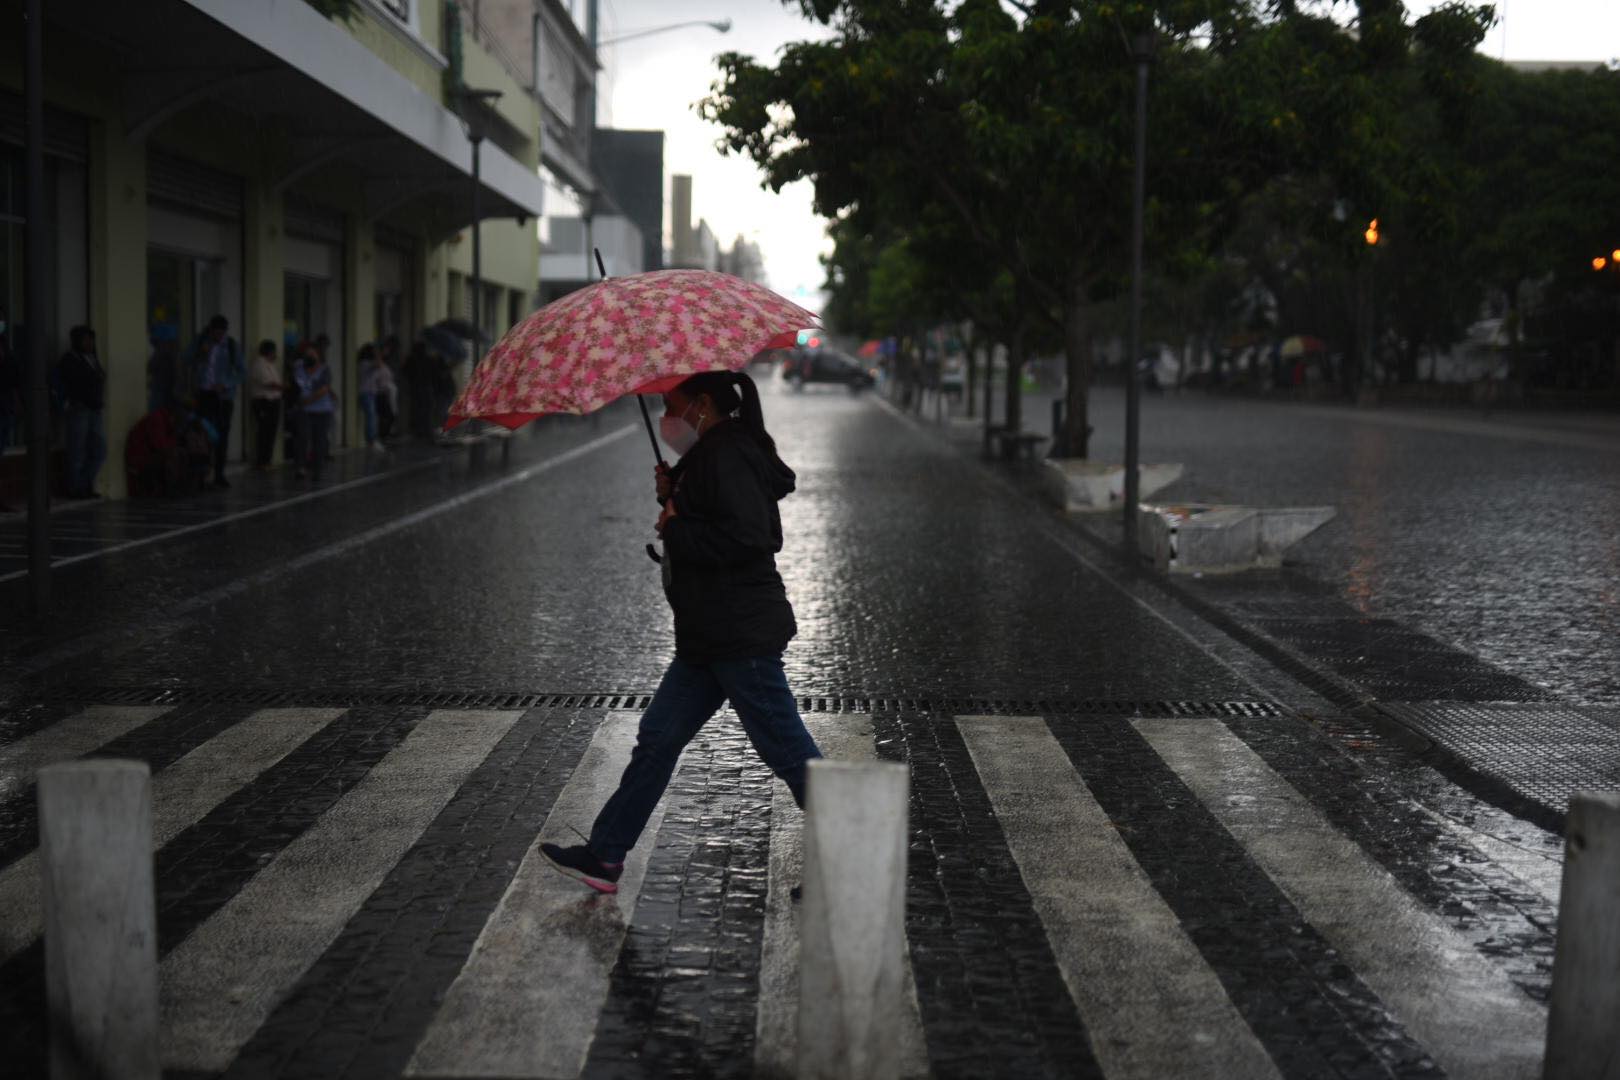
left=1060, top=280, right=1093, bottom=458
left=964, top=325, right=979, bottom=419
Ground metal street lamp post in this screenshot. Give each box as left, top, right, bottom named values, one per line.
left=24, top=0, right=49, bottom=619
left=452, top=87, right=503, bottom=362
left=597, top=19, right=731, bottom=48
left=1123, top=31, right=1155, bottom=545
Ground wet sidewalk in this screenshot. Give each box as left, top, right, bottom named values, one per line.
left=0, top=427, right=515, bottom=583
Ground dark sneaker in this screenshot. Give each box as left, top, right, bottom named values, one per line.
left=540, top=843, right=623, bottom=894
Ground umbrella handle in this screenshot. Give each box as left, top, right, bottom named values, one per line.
left=637, top=395, right=667, bottom=469
left=595, top=247, right=608, bottom=280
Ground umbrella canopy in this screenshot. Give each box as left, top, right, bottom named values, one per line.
left=447, top=269, right=819, bottom=430
left=432, top=316, right=484, bottom=342
left=857, top=339, right=881, bottom=359
left=1280, top=334, right=1328, bottom=359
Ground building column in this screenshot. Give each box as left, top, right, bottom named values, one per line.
left=243, top=178, right=284, bottom=464
left=343, top=215, right=375, bottom=447
left=87, top=121, right=146, bottom=500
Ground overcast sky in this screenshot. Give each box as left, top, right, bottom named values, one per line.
left=590, top=0, right=1619, bottom=314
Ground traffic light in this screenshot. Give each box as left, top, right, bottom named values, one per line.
left=807, top=336, right=821, bottom=348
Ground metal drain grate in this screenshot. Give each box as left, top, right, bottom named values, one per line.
left=14, top=686, right=1284, bottom=718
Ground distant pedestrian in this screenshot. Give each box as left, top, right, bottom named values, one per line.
left=294, top=341, right=337, bottom=482
left=249, top=340, right=284, bottom=470
left=54, top=325, right=106, bottom=499
left=188, top=315, right=244, bottom=488
left=404, top=340, right=433, bottom=440
left=376, top=335, right=401, bottom=441
left=282, top=341, right=305, bottom=463
left=357, top=344, right=385, bottom=450
left=430, top=346, right=456, bottom=435
left=540, top=371, right=822, bottom=893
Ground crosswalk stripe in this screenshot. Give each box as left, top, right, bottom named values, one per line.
left=957, top=715, right=1282, bottom=1080
left=753, top=714, right=929, bottom=1080
left=0, top=705, right=171, bottom=801
left=0, top=708, right=343, bottom=962
left=158, top=709, right=520, bottom=1073
left=405, top=711, right=666, bottom=1079
left=1134, top=717, right=1547, bottom=1080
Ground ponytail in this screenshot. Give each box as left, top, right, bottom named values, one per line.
left=676, top=369, right=786, bottom=468
left=730, top=371, right=779, bottom=460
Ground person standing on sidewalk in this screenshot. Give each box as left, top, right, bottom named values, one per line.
left=294, top=342, right=336, bottom=482
left=55, top=326, right=106, bottom=499
left=189, top=315, right=244, bottom=489
left=541, top=370, right=823, bottom=894
left=249, top=340, right=283, bottom=471
left=357, top=344, right=384, bottom=450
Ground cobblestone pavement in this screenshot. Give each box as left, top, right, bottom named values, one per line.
left=0, top=377, right=1569, bottom=1077
left=1009, top=385, right=1620, bottom=704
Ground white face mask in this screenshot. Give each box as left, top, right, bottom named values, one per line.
left=659, top=399, right=708, bottom=455
left=659, top=414, right=700, bottom=456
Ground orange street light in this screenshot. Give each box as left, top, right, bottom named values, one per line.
left=1594, top=256, right=1609, bottom=272
left=1364, top=219, right=1380, bottom=245
left=1612, top=248, right=1620, bottom=262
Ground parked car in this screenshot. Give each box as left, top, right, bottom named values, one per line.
left=783, top=348, right=876, bottom=391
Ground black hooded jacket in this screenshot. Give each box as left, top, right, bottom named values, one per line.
left=661, top=420, right=797, bottom=663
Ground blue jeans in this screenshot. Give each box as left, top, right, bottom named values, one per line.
left=359, top=393, right=377, bottom=443
left=589, top=653, right=823, bottom=863
left=63, top=406, right=105, bottom=494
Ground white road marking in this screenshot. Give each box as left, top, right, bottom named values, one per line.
left=958, top=715, right=1282, bottom=1080
left=406, top=711, right=669, bottom=1079
left=753, top=714, right=928, bottom=1080
left=0, top=705, right=170, bottom=802
left=0, top=708, right=342, bottom=961
left=1136, top=717, right=1547, bottom=1080
left=159, top=709, right=520, bottom=1073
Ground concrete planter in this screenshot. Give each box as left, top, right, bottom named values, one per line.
left=1138, top=503, right=1336, bottom=574
left=1042, top=459, right=1184, bottom=512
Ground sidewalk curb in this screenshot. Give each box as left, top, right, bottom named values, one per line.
left=871, top=390, right=1569, bottom=832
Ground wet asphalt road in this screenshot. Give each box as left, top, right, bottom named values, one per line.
left=1012, top=385, right=1620, bottom=704
left=3, top=377, right=1258, bottom=703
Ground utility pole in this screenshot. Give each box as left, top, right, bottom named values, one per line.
left=452, top=86, right=502, bottom=359
left=1123, top=32, right=1154, bottom=546
left=24, top=0, right=50, bottom=619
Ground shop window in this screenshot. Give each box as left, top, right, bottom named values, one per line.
left=147, top=250, right=225, bottom=402
left=283, top=273, right=333, bottom=354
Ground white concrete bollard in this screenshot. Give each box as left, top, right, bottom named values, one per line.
left=1544, top=791, right=1620, bottom=1080
left=37, top=760, right=159, bottom=1080
left=797, top=760, right=909, bottom=1080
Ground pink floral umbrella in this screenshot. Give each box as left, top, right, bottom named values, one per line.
left=445, top=269, right=819, bottom=440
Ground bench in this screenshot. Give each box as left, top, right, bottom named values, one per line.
left=982, top=426, right=1049, bottom=461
